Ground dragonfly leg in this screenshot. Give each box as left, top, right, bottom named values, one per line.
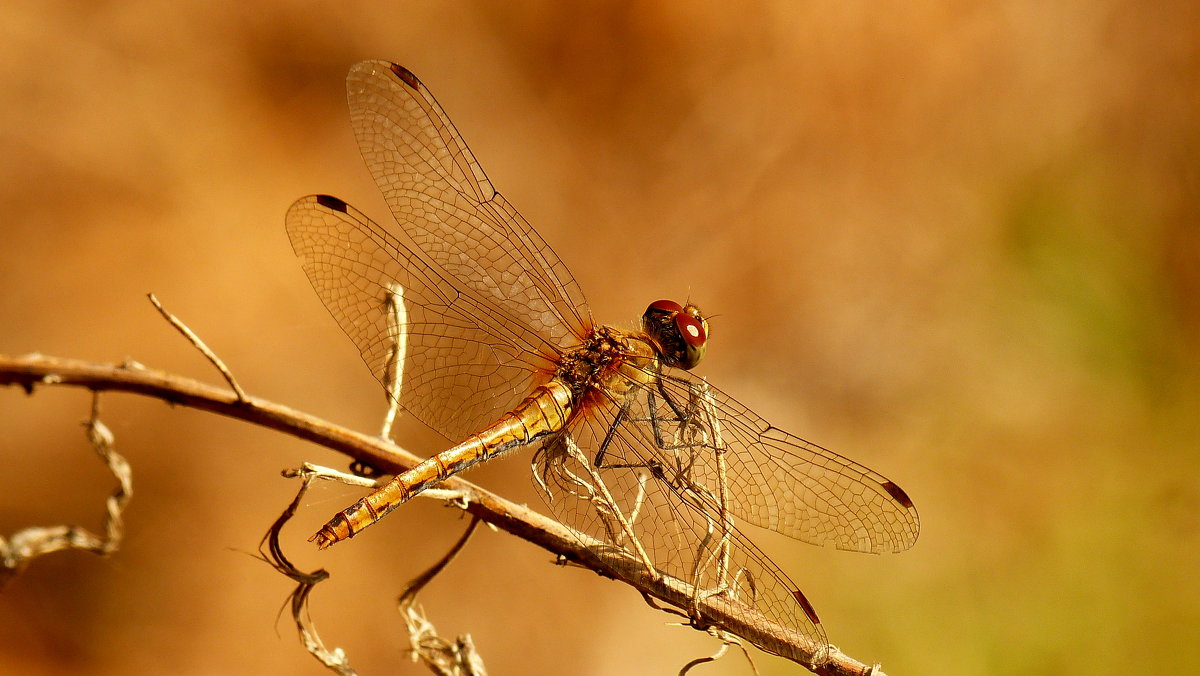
left=591, top=397, right=630, bottom=468
left=592, top=390, right=672, bottom=473
left=593, top=397, right=665, bottom=475
left=607, top=384, right=710, bottom=494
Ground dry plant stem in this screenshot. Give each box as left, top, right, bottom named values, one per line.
left=396, top=515, right=488, bottom=676
left=0, top=353, right=887, bottom=676
left=259, top=468, right=356, bottom=675
left=675, top=624, right=758, bottom=675
left=147, top=293, right=248, bottom=402
left=378, top=283, right=406, bottom=440
left=0, top=390, right=132, bottom=587
left=678, top=637, right=757, bottom=676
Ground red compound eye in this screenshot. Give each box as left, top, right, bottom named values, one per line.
left=646, top=299, right=683, bottom=315
left=675, top=314, right=706, bottom=348
left=674, top=312, right=708, bottom=369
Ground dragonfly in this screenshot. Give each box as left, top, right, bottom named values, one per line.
left=285, top=60, right=919, bottom=660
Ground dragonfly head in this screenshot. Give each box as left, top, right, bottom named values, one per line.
left=642, top=300, right=709, bottom=370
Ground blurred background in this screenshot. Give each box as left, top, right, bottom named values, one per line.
left=1, top=2, right=1196, bottom=674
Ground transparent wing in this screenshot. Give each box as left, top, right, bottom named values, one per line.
left=346, top=60, right=592, bottom=349
left=649, top=370, right=920, bottom=553
left=288, top=196, right=566, bottom=441
left=533, top=393, right=830, bottom=653
left=532, top=365, right=920, bottom=654
left=286, top=60, right=594, bottom=441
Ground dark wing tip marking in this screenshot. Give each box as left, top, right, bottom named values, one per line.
left=388, top=62, right=421, bottom=90
left=881, top=480, right=915, bottom=510
left=314, top=194, right=349, bottom=213
left=792, top=589, right=821, bottom=626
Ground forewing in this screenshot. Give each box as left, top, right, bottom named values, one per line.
left=287, top=61, right=596, bottom=441
left=346, top=60, right=592, bottom=348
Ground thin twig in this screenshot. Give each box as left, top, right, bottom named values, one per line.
left=677, top=627, right=758, bottom=676
left=0, top=390, right=132, bottom=587
left=0, top=352, right=889, bottom=676
left=258, top=465, right=356, bottom=675
left=147, top=293, right=248, bottom=401
left=396, top=515, right=487, bottom=676
left=397, top=516, right=481, bottom=611
left=84, top=392, right=133, bottom=552
left=379, top=283, right=406, bottom=439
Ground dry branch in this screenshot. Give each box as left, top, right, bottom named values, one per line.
left=0, top=352, right=887, bottom=676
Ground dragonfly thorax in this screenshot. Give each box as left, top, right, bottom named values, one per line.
left=554, top=325, right=659, bottom=399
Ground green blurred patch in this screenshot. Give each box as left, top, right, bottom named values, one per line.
left=1000, top=155, right=1187, bottom=404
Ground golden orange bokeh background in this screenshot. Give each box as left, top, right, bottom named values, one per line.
left=1, top=3, right=1196, bottom=674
